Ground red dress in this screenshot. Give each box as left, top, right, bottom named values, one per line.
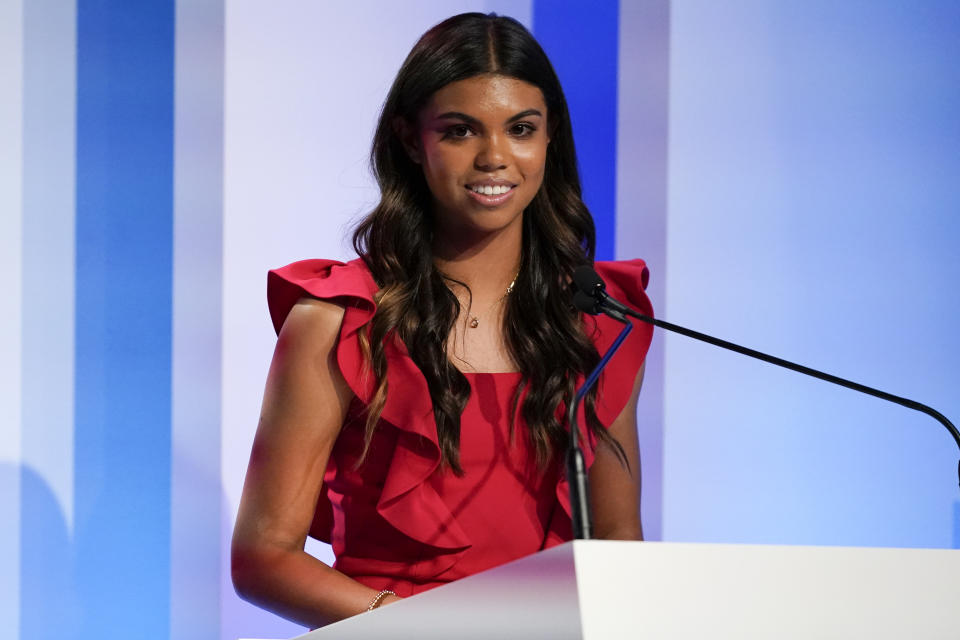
left=267, top=258, right=654, bottom=597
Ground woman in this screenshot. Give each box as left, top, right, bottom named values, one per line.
left=231, top=12, right=654, bottom=628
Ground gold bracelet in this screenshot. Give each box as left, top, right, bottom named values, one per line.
left=366, top=589, right=396, bottom=611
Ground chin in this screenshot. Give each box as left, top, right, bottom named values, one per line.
left=469, top=204, right=526, bottom=230
left=433, top=193, right=520, bottom=228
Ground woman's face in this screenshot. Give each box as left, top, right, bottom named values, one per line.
left=408, top=74, right=550, bottom=242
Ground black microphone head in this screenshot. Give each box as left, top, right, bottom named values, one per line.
left=572, top=265, right=605, bottom=296
left=573, top=290, right=602, bottom=315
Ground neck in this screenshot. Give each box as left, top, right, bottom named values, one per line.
left=432, top=224, right=522, bottom=299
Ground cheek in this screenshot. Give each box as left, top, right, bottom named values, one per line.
left=516, top=144, right=548, bottom=183
left=421, top=143, right=467, bottom=189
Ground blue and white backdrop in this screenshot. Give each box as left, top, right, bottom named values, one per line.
left=2, top=1, right=958, bottom=638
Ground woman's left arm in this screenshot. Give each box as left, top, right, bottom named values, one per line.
left=588, top=362, right=646, bottom=540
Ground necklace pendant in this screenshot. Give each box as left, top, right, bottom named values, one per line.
left=469, top=317, right=479, bottom=329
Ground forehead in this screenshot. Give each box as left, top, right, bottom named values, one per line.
left=420, top=74, right=547, bottom=121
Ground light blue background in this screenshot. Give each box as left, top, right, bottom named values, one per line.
left=664, top=0, right=960, bottom=548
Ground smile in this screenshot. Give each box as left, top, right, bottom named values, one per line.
left=465, top=183, right=517, bottom=206
left=468, top=184, right=513, bottom=195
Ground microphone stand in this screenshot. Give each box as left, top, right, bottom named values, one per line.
left=567, top=319, right=634, bottom=540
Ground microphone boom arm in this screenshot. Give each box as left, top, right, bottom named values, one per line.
left=621, top=306, right=960, bottom=492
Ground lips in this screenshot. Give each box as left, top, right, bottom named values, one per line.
left=465, top=183, right=517, bottom=206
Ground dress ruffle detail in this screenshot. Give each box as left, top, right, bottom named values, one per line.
left=267, top=257, right=654, bottom=565
left=549, top=259, right=654, bottom=543
left=268, top=258, right=470, bottom=577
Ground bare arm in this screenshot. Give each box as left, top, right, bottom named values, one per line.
left=588, top=362, right=646, bottom=540
left=231, top=297, right=397, bottom=627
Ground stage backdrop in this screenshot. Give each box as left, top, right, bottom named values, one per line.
left=2, top=1, right=957, bottom=639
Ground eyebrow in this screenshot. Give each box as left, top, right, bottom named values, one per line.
left=435, top=109, right=544, bottom=125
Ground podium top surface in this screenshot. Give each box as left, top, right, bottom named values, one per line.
left=292, top=540, right=960, bottom=640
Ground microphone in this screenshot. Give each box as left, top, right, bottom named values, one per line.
left=572, top=265, right=960, bottom=494
left=574, top=266, right=639, bottom=322
left=566, top=272, right=636, bottom=539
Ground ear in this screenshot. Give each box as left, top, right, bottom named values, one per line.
left=392, top=116, right=422, bottom=164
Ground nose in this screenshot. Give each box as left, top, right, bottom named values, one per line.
left=474, top=133, right=508, bottom=171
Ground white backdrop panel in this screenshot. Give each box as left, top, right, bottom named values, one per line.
left=0, top=2, right=24, bottom=636
left=221, top=2, right=532, bottom=637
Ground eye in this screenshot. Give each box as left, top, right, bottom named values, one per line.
left=510, top=122, right=537, bottom=137
left=442, top=124, right=473, bottom=140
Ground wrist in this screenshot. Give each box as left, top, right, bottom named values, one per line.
left=366, top=589, right=397, bottom=611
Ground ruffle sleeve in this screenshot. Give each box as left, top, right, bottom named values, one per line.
left=588, top=259, right=655, bottom=426
left=268, top=259, right=379, bottom=402
left=267, top=258, right=470, bottom=575
left=550, top=258, right=655, bottom=542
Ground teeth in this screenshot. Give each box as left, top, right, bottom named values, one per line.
left=470, top=184, right=512, bottom=196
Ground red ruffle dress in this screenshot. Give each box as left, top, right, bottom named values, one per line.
left=266, top=258, right=654, bottom=597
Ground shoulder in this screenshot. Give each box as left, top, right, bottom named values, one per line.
left=267, top=258, right=377, bottom=335
left=265, top=295, right=355, bottom=426
left=277, top=297, right=346, bottom=351
left=269, top=296, right=349, bottom=398
left=266, top=257, right=380, bottom=404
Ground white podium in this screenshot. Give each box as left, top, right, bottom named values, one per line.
left=293, top=540, right=960, bottom=639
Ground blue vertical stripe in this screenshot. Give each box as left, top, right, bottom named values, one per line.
left=75, top=1, right=174, bottom=637
left=533, top=0, right=619, bottom=260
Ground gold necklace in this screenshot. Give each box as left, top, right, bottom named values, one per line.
left=468, top=274, right=518, bottom=329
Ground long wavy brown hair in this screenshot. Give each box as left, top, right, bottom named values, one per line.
left=353, top=13, right=624, bottom=474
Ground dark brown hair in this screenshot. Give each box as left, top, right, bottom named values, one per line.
left=353, top=13, right=621, bottom=473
